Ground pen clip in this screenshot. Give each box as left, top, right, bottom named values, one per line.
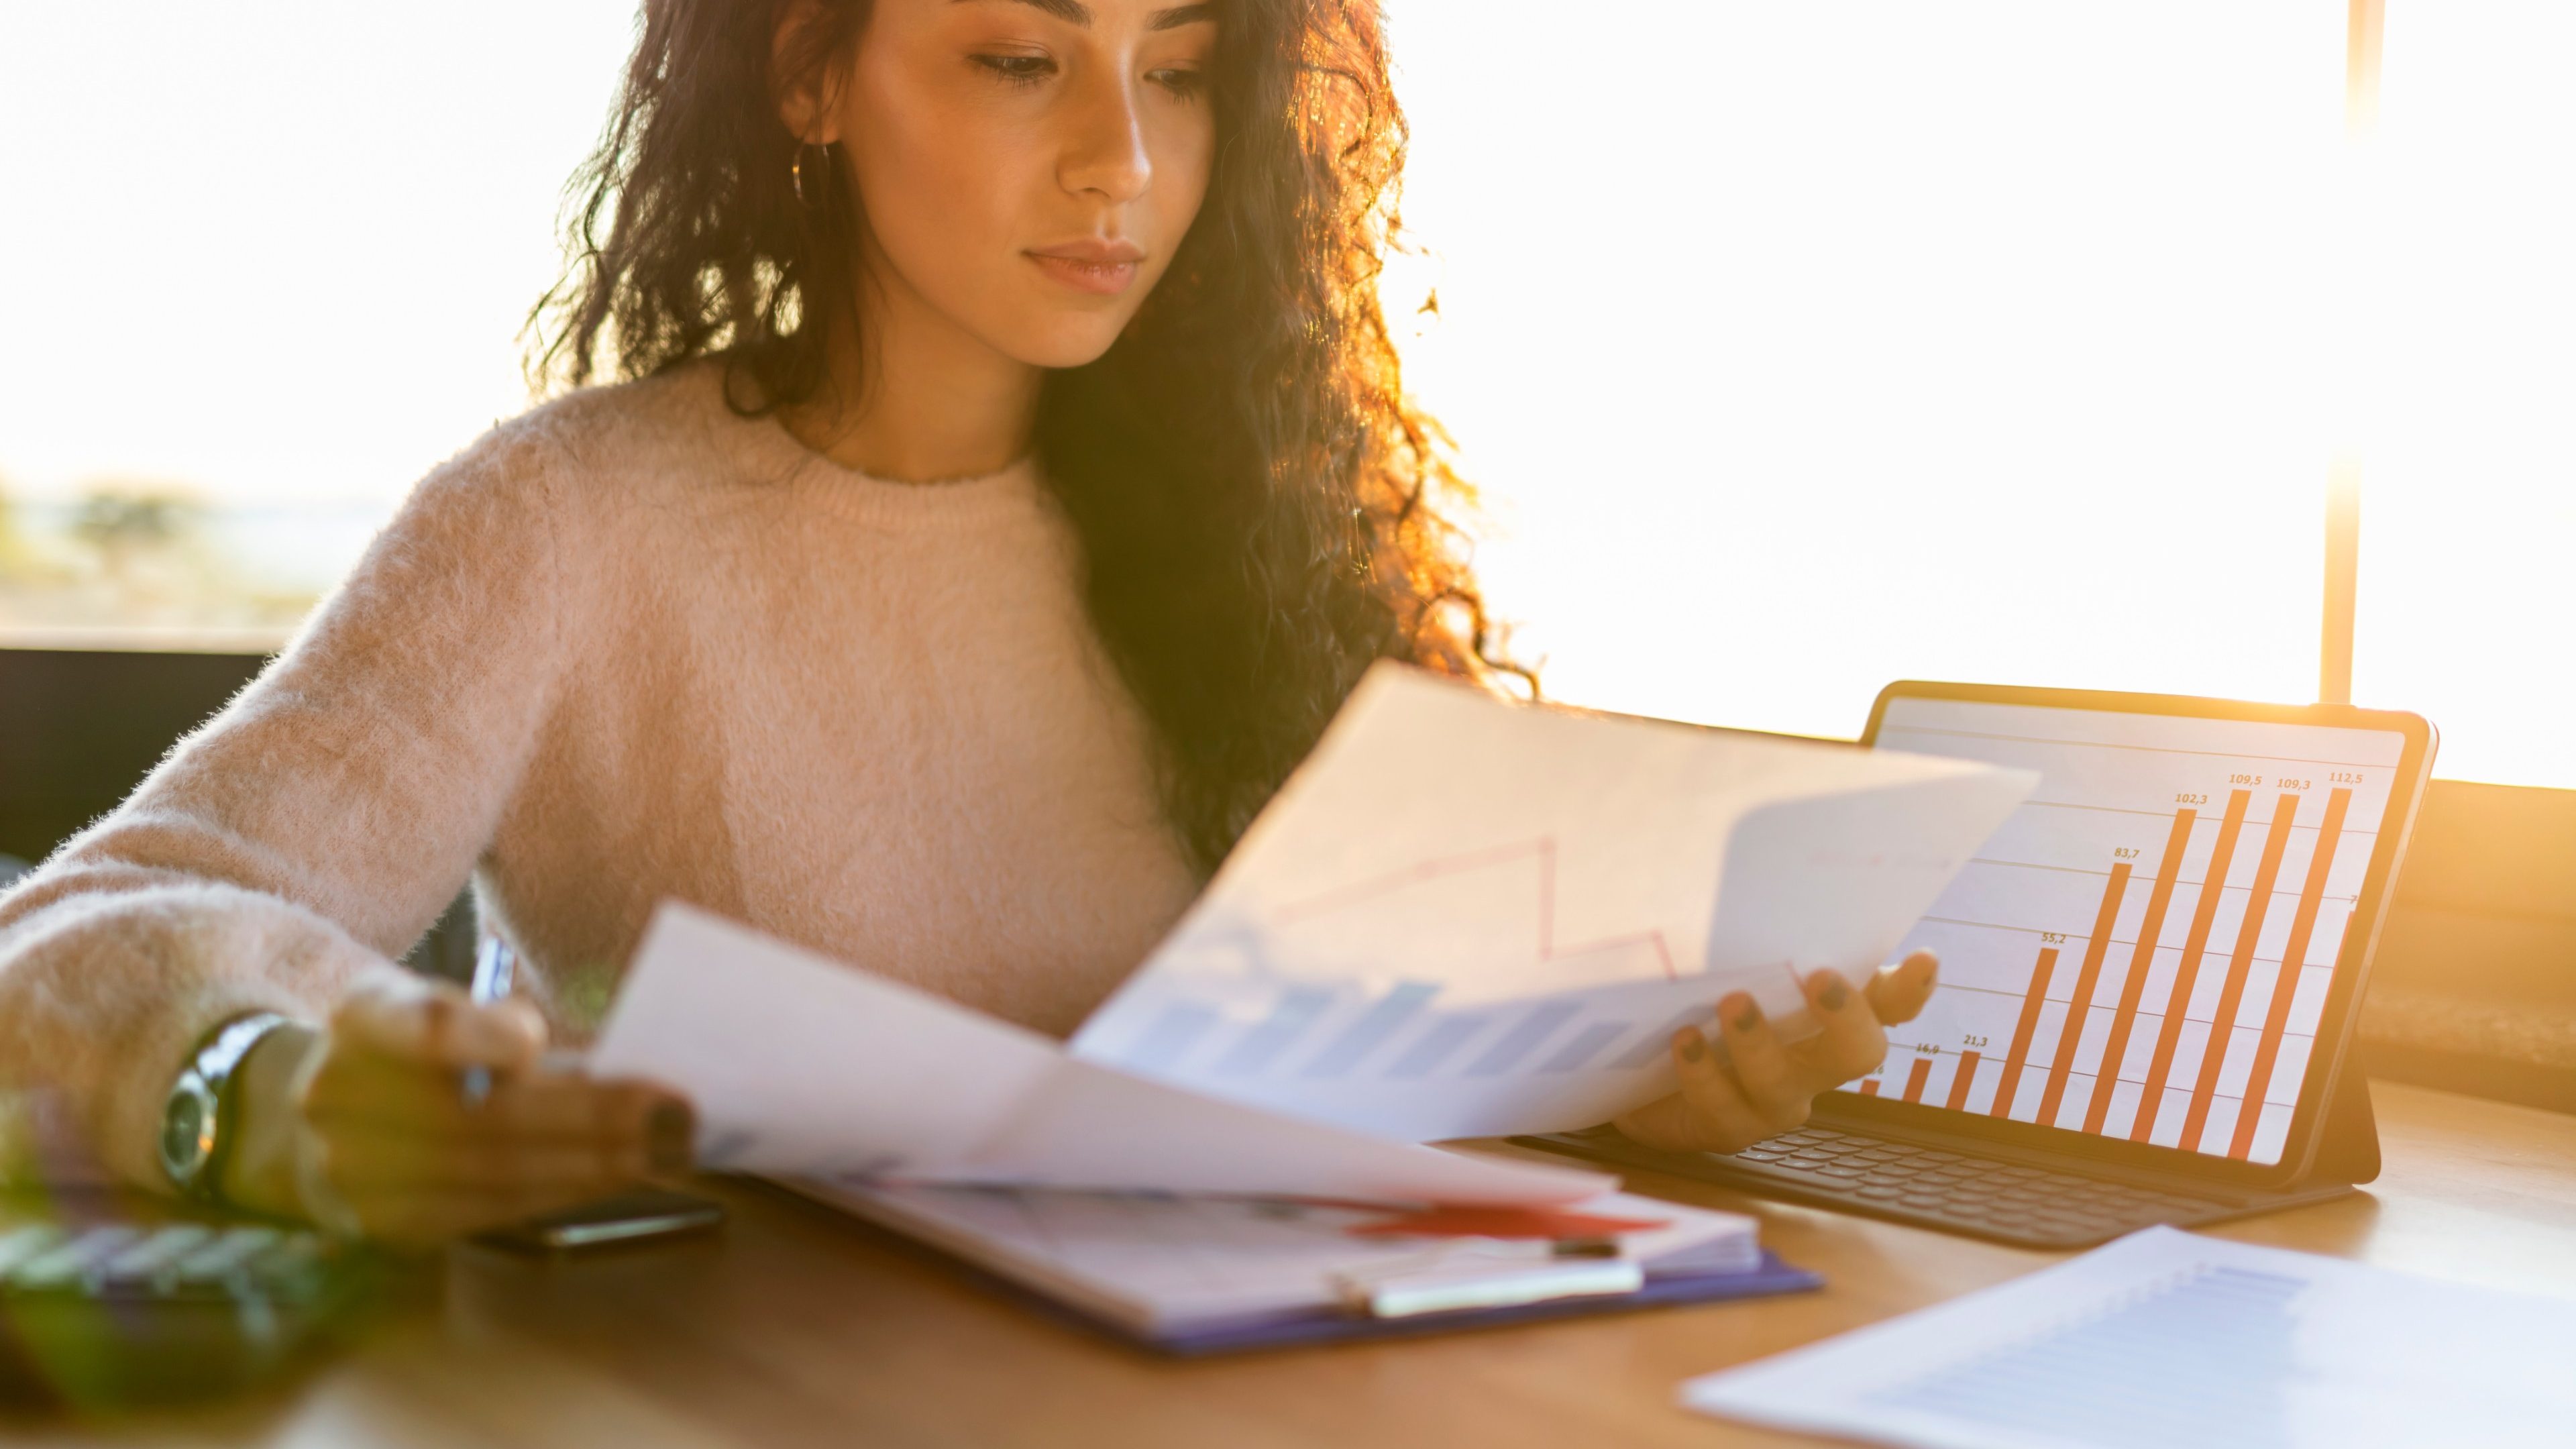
left=461, top=936, right=519, bottom=1106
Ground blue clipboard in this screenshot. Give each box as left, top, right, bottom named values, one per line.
left=954, top=1244, right=1823, bottom=1356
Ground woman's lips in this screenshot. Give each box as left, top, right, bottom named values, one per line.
left=1027, top=241, right=1145, bottom=297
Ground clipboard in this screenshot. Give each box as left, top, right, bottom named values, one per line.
left=770, top=1177, right=1823, bottom=1356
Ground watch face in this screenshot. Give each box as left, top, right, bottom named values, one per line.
left=160, top=1073, right=217, bottom=1185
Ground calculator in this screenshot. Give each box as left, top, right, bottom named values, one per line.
left=0, top=1213, right=380, bottom=1407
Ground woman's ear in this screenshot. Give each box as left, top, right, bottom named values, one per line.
left=773, top=0, right=845, bottom=145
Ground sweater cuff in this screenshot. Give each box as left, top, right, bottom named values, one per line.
left=1, top=882, right=412, bottom=1193
left=99, top=946, right=411, bottom=1196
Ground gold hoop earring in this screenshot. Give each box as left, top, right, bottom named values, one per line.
left=792, top=141, right=830, bottom=211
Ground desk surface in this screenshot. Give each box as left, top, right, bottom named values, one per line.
left=30, top=1080, right=2576, bottom=1449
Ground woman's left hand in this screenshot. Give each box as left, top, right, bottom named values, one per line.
left=1613, top=951, right=1939, bottom=1154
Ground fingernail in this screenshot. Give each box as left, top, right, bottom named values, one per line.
left=1676, top=1029, right=1707, bottom=1064
left=1817, top=975, right=1849, bottom=1011
left=648, top=1102, right=696, bottom=1175
left=1728, top=996, right=1763, bottom=1034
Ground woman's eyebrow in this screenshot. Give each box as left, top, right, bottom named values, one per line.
left=955, top=0, right=1216, bottom=30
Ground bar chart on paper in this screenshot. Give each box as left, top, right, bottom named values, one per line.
left=1849, top=698, right=2410, bottom=1165
left=1073, top=838, right=1752, bottom=1144
left=1070, top=663, right=2036, bottom=1145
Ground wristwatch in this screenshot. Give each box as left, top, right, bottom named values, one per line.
left=160, top=1011, right=294, bottom=1204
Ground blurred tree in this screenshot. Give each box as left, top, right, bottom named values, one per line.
left=70, top=488, right=201, bottom=568
left=0, top=481, right=314, bottom=636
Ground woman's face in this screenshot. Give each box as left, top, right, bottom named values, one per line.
left=792, top=0, right=1218, bottom=370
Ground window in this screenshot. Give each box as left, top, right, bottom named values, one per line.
left=4, top=3, right=2566, bottom=788
left=2347, top=3, right=2576, bottom=788
left=0, top=3, right=630, bottom=641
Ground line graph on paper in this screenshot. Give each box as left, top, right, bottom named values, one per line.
left=1854, top=697, right=2409, bottom=1165
left=1274, top=836, right=1685, bottom=981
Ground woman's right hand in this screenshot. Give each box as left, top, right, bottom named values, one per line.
left=222, top=971, right=694, bottom=1249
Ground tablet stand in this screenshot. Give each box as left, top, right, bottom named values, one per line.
left=2302, top=1068, right=2381, bottom=1187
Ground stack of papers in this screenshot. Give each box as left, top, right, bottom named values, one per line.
left=794, top=1179, right=1803, bottom=1352
left=592, top=664, right=2033, bottom=1194
left=588, top=901, right=1609, bottom=1208
left=1682, top=1226, right=2576, bottom=1449
left=584, top=663, right=2036, bottom=1345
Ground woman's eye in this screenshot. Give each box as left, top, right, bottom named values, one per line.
left=972, top=53, right=1056, bottom=85
left=1149, top=66, right=1206, bottom=100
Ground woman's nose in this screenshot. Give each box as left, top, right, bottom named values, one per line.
left=1059, top=70, right=1153, bottom=204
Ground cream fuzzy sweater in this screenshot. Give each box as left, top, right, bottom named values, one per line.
left=0, top=361, right=1201, bottom=1190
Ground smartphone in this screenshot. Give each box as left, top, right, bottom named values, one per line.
left=471, top=1189, right=726, bottom=1254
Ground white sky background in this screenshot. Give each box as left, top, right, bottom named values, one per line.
left=1, top=3, right=2568, bottom=786
left=1387, top=1, right=2347, bottom=742
left=0, top=1, right=637, bottom=506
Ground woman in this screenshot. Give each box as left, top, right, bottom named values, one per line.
left=0, top=0, right=1935, bottom=1245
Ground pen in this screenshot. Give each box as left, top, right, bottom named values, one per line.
left=462, top=935, right=517, bottom=1106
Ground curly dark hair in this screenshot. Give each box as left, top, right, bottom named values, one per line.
left=525, top=0, right=1526, bottom=872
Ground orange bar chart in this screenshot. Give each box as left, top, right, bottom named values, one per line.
left=2180, top=794, right=2302, bottom=1150
left=2131, top=789, right=2253, bottom=1142
left=1986, top=946, right=2060, bottom=1120
left=1945, top=1049, right=1982, bottom=1110
left=1858, top=1078, right=1882, bottom=1097
left=2083, top=806, right=2199, bottom=1134
left=2229, top=788, right=2353, bottom=1159
left=2036, top=861, right=2133, bottom=1128
left=1901, top=1057, right=1933, bottom=1104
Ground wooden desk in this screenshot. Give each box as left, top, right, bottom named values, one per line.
left=36, top=1081, right=2576, bottom=1448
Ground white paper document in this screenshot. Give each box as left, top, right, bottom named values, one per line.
left=588, top=902, right=1611, bottom=1207
left=788, top=1181, right=1760, bottom=1336
left=1681, top=1226, right=2576, bottom=1449
left=1071, top=664, right=2037, bottom=1140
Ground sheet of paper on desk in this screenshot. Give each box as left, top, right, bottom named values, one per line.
left=1680, top=1226, right=2576, bottom=1449
left=1070, top=663, right=2037, bottom=1141
left=588, top=901, right=1612, bottom=1206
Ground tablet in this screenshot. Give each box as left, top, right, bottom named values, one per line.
left=1843, top=682, right=2436, bottom=1187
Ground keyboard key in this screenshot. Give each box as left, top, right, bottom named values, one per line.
left=11, top=1227, right=142, bottom=1289
left=174, top=1228, right=283, bottom=1287
left=0, top=1225, right=66, bottom=1277
left=101, top=1226, right=215, bottom=1287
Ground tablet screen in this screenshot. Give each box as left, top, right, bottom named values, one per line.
left=1855, top=695, right=2411, bottom=1166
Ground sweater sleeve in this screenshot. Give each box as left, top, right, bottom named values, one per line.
left=0, top=417, right=572, bottom=1191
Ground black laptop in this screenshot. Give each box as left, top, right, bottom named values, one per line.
left=1521, top=681, right=2436, bottom=1248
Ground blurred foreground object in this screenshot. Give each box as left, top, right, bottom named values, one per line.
left=0, top=1197, right=384, bottom=1409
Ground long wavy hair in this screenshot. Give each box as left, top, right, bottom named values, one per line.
left=525, top=0, right=1525, bottom=872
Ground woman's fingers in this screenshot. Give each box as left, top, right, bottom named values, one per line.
left=1713, top=993, right=1813, bottom=1135
left=1795, top=969, right=1891, bottom=1083
left=1866, top=951, right=1941, bottom=1026
left=330, top=972, right=547, bottom=1073
left=304, top=1058, right=684, bottom=1153
left=310, top=1126, right=641, bottom=1195
left=1617, top=1025, right=1772, bottom=1153
left=296, top=1075, right=696, bottom=1246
